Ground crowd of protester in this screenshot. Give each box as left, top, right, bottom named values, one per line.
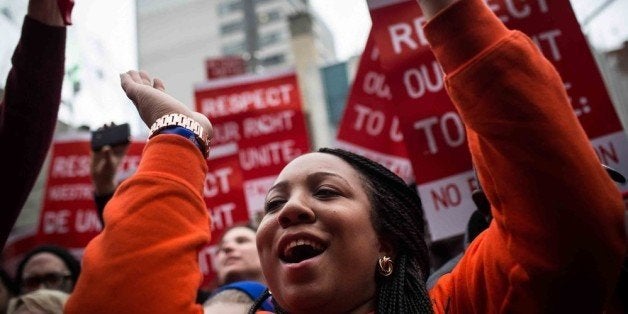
left=0, top=0, right=627, bottom=313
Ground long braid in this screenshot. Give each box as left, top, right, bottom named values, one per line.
left=249, top=288, right=270, bottom=314
left=319, top=148, right=433, bottom=313
left=248, top=288, right=288, bottom=314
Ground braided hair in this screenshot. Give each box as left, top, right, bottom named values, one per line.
left=319, top=148, right=432, bottom=314
left=250, top=148, right=432, bottom=313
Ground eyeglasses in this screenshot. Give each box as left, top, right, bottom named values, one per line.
left=22, top=272, right=72, bottom=291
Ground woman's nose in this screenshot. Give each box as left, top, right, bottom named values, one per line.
left=277, top=194, right=315, bottom=228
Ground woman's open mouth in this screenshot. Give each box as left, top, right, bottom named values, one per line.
left=279, top=238, right=327, bottom=264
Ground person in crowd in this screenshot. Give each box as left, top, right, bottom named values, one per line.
left=426, top=189, right=491, bottom=290
left=202, top=281, right=273, bottom=313
left=88, top=125, right=223, bottom=306
left=214, top=224, right=265, bottom=286
left=6, top=289, right=68, bottom=314
left=89, top=123, right=131, bottom=225
left=0, top=0, right=73, bottom=249
left=64, top=0, right=625, bottom=313
left=0, top=269, right=18, bottom=314
left=15, top=245, right=80, bottom=294
left=427, top=165, right=624, bottom=291
left=200, top=225, right=269, bottom=311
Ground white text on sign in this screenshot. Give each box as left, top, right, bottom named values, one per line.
left=51, top=155, right=91, bottom=178
left=353, top=104, right=404, bottom=142
left=42, top=209, right=102, bottom=235
left=210, top=202, right=236, bottom=231
left=414, top=112, right=466, bottom=155
left=201, top=84, right=295, bottom=119
left=486, top=0, right=549, bottom=23
left=204, top=167, right=233, bottom=198
left=239, top=140, right=301, bottom=171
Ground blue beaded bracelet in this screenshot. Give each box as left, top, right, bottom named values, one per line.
left=154, top=126, right=204, bottom=155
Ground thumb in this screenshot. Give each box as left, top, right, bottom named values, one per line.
left=120, top=73, right=138, bottom=103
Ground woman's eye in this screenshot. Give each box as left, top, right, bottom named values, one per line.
left=264, top=199, right=285, bottom=213
left=315, top=187, right=339, bottom=198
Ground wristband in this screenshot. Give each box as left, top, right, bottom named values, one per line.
left=153, top=126, right=206, bottom=157
left=149, top=113, right=210, bottom=158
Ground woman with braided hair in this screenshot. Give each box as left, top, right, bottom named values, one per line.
left=252, top=147, right=433, bottom=313
left=65, top=0, right=625, bottom=312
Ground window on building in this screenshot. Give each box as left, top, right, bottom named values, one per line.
left=258, top=32, right=283, bottom=47
left=218, top=0, right=243, bottom=14
left=258, top=10, right=282, bottom=25
left=260, top=54, right=285, bottom=67
left=220, top=20, right=244, bottom=35
left=222, top=41, right=246, bottom=55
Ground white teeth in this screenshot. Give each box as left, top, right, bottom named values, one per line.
left=283, top=238, right=323, bottom=257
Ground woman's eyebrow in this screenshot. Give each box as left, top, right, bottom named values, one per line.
left=267, top=180, right=289, bottom=195
left=307, top=171, right=351, bottom=186
left=268, top=171, right=351, bottom=193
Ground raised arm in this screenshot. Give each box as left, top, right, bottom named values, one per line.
left=0, top=0, right=69, bottom=248
left=422, top=0, right=625, bottom=312
left=416, top=0, right=459, bottom=19
left=65, top=71, right=212, bottom=314
left=89, top=124, right=131, bottom=225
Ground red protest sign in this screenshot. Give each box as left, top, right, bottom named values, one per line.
left=2, top=136, right=144, bottom=272
left=198, top=143, right=250, bottom=288
left=194, top=69, right=310, bottom=222
left=205, top=56, right=247, bottom=80
left=368, top=0, right=628, bottom=240
left=36, top=137, right=145, bottom=248
left=336, top=31, right=415, bottom=183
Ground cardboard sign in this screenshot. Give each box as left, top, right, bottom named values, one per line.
left=195, top=70, right=311, bottom=221
left=368, top=0, right=628, bottom=240
left=336, top=31, right=415, bottom=183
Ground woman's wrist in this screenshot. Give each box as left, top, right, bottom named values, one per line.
left=152, top=126, right=207, bottom=158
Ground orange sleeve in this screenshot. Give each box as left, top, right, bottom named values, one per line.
left=65, top=135, right=210, bottom=314
left=426, top=0, right=625, bottom=312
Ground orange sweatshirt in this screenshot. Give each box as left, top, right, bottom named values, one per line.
left=65, top=0, right=625, bottom=313
left=65, top=135, right=210, bottom=314
left=426, top=0, right=625, bottom=313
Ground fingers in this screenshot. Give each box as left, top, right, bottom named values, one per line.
left=120, top=72, right=135, bottom=97
left=139, top=70, right=153, bottom=86
left=120, top=70, right=165, bottom=92
left=128, top=71, right=144, bottom=84
left=153, top=78, right=166, bottom=92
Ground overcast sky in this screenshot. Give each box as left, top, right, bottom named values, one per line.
left=309, top=0, right=372, bottom=60
left=2, top=0, right=626, bottom=129
left=310, top=0, right=628, bottom=60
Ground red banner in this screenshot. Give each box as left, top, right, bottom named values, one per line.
left=368, top=0, right=628, bottom=240
left=198, top=143, right=249, bottom=288
left=1, top=135, right=146, bottom=272
left=205, top=56, right=247, bottom=80
left=195, top=69, right=310, bottom=224
left=336, top=31, right=415, bottom=183
left=37, top=137, right=145, bottom=248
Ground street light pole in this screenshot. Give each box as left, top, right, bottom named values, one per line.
left=243, top=0, right=259, bottom=72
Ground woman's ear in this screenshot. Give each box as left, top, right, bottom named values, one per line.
left=378, top=237, right=396, bottom=259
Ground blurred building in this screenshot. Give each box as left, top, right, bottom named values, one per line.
left=595, top=41, right=628, bottom=136
left=0, top=1, right=139, bottom=257
left=136, top=0, right=336, bottom=108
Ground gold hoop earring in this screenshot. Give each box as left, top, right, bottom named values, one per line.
left=378, top=256, right=394, bottom=277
